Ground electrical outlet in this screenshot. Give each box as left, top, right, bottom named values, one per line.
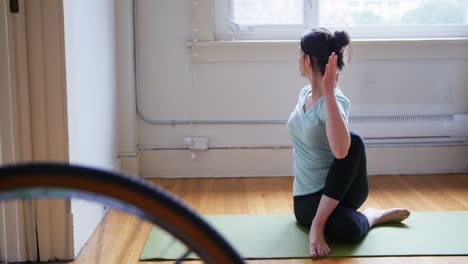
left=184, top=137, right=209, bottom=151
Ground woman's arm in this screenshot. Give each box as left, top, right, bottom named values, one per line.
left=323, top=53, right=350, bottom=159
left=325, top=96, right=350, bottom=159
left=309, top=53, right=350, bottom=257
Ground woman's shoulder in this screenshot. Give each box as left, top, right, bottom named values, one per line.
left=299, top=85, right=312, bottom=98
left=334, top=87, right=346, bottom=97
left=333, top=88, right=351, bottom=117
left=334, top=88, right=350, bottom=105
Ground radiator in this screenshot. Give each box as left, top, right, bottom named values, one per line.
left=349, top=114, right=468, bottom=147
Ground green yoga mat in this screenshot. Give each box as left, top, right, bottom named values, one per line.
left=140, top=211, right=468, bottom=260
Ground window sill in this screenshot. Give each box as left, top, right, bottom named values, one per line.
left=190, top=38, right=468, bottom=62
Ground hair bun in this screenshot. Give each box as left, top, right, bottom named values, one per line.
left=333, top=31, right=350, bottom=49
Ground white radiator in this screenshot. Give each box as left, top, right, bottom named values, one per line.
left=349, top=114, right=468, bottom=147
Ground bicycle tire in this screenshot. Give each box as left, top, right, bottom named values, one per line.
left=0, top=162, right=245, bottom=264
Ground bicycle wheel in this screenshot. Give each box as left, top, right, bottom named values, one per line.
left=0, top=162, right=245, bottom=264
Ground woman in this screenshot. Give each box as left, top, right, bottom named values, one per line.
left=287, top=28, right=411, bottom=257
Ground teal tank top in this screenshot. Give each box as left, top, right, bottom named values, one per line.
left=287, top=85, right=351, bottom=196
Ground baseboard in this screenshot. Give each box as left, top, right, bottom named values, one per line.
left=120, top=155, right=140, bottom=178
left=366, top=146, right=468, bottom=175
left=112, top=157, right=122, bottom=172
left=141, top=148, right=291, bottom=178
left=140, top=146, right=468, bottom=178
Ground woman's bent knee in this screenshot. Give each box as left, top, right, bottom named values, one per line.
left=325, top=210, right=368, bottom=242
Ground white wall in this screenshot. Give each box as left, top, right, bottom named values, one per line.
left=63, top=0, right=118, bottom=258
left=116, top=0, right=140, bottom=176
left=135, top=0, right=468, bottom=177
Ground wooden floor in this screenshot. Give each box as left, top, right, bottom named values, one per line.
left=71, top=174, right=468, bottom=264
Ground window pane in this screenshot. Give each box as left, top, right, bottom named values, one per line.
left=320, top=0, right=468, bottom=26
left=232, top=0, right=303, bottom=25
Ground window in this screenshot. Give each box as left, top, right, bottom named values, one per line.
left=214, top=0, right=311, bottom=40
left=231, top=0, right=304, bottom=25
left=214, top=0, right=468, bottom=40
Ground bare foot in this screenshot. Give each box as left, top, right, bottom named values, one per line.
left=363, top=208, right=411, bottom=227
left=309, top=224, right=331, bottom=257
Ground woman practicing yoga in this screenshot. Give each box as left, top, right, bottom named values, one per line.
left=287, top=28, right=411, bottom=257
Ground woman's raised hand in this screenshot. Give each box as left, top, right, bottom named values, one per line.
left=322, top=52, right=339, bottom=97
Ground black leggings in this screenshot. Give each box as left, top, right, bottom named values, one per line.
left=293, top=131, right=369, bottom=242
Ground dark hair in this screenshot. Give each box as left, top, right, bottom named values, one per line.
left=300, top=28, right=350, bottom=75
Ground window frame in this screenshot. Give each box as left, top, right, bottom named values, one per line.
left=213, top=0, right=468, bottom=40
left=214, top=0, right=313, bottom=40
left=191, top=0, right=468, bottom=63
